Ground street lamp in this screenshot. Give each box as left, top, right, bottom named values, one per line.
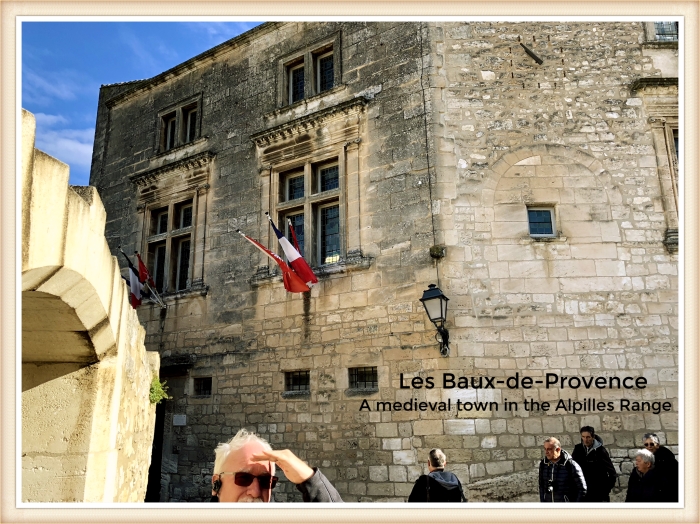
left=419, top=284, right=450, bottom=357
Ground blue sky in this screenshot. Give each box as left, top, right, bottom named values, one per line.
left=22, top=21, right=262, bottom=185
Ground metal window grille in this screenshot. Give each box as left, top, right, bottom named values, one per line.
left=527, top=209, right=554, bottom=236
left=194, top=377, right=212, bottom=396
left=319, top=165, right=339, bottom=192
left=320, top=205, right=340, bottom=264
left=285, top=370, right=310, bottom=391
left=288, top=175, right=305, bottom=200
left=287, top=213, right=304, bottom=257
left=291, top=66, right=305, bottom=103
left=318, top=54, right=334, bottom=92
left=349, top=367, right=378, bottom=389
left=654, top=22, right=679, bottom=42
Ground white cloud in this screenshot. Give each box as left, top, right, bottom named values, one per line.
left=22, top=67, right=95, bottom=106
left=35, top=127, right=95, bottom=171
left=34, top=112, right=68, bottom=127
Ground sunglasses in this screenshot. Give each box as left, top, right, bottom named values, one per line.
left=644, top=443, right=657, bottom=448
left=218, top=472, right=279, bottom=490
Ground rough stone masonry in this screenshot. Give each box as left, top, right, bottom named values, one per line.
left=89, top=21, right=678, bottom=502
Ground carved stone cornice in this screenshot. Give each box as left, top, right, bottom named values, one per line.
left=648, top=117, right=667, bottom=128
left=129, top=151, right=215, bottom=187
left=250, top=98, right=368, bottom=148
left=630, top=77, right=678, bottom=93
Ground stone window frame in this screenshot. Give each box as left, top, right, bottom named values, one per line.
left=252, top=98, right=372, bottom=280
left=345, top=366, right=379, bottom=397
left=130, top=152, right=213, bottom=300
left=192, top=376, right=213, bottom=397
left=188, top=374, right=216, bottom=404
left=155, top=93, right=203, bottom=154
left=275, top=155, right=343, bottom=267
left=277, top=32, right=342, bottom=107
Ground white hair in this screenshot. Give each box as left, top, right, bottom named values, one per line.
left=643, top=433, right=660, bottom=445
left=213, top=428, right=273, bottom=475
left=635, top=448, right=655, bottom=466
left=544, top=437, right=561, bottom=449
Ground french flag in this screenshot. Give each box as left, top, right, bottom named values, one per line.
left=266, top=212, right=318, bottom=287
left=237, top=230, right=310, bottom=293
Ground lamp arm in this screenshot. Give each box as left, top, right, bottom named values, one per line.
left=436, top=325, right=450, bottom=357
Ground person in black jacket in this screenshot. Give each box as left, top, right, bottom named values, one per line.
left=211, top=429, right=342, bottom=502
left=571, top=426, right=617, bottom=502
left=539, top=437, right=587, bottom=502
left=642, top=432, right=678, bottom=502
left=625, top=448, right=664, bottom=502
left=408, top=448, right=467, bottom=502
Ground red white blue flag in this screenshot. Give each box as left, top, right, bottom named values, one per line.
left=237, top=230, right=310, bottom=293
left=266, top=213, right=318, bottom=287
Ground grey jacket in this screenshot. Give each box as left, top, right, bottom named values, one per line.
left=295, top=468, right=343, bottom=502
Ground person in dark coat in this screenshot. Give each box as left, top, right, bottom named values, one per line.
left=625, top=448, right=664, bottom=502
left=643, top=432, right=678, bottom=502
left=539, top=437, right=587, bottom=502
left=571, top=425, right=617, bottom=502
left=408, top=448, right=467, bottom=502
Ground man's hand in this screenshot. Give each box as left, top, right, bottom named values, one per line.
left=251, top=449, right=315, bottom=485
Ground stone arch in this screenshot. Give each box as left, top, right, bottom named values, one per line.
left=21, top=109, right=159, bottom=502
left=481, top=144, right=622, bottom=243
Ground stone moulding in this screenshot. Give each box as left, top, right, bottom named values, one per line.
left=129, top=151, right=215, bottom=187
left=629, top=77, right=678, bottom=93
left=250, top=97, right=368, bottom=147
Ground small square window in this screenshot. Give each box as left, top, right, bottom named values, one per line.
left=285, top=370, right=310, bottom=392
left=527, top=207, right=556, bottom=237
left=349, top=367, right=378, bottom=389
left=193, top=377, right=212, bottom=396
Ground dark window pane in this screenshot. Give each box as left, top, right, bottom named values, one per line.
left=288, top=213, right=304, bottom=257
left=291, top=66, right=304, bottom=103
left=319, top=54, right=334, bottom=92
left=165, top=116, right=176, bottom=150
left=673, top=129, right=679, bottom=159
left=186, top=109, right=197, bottom=143
left=319, top=165, right=339, bottom=192
left=154, top=244, right=166, bottom=293
left=349, top=367, right=378, bottom=389
left=177, top=239, right=190, bottom=290
left=194, top=377, right=212, bottom=396
left=158, top=212, right=168, bottom=234
left=528, top=210, right=553, bottom=235
left=320, top=205, right=340, bottom=264
left=177, top=203, right=192, bottom=229
left=654, top=21, right=679, bottom=42
left=288, top=175, right=304, bottom=200
left=285, top=370, right=310, bottom=391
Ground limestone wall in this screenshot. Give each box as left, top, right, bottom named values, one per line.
left=89, top=22, right=678, bottom=502
left=21, top=109, right=160, bottom=502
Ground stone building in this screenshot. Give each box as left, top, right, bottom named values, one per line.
left=21, top=109, right=160, bottom=502
left=89, top=21, right=679, bottom=502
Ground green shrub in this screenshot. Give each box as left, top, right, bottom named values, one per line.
left=150, top=375, right=172, bottom=404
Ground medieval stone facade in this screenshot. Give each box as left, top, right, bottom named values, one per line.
left=89, top=22, right=679, bottom=502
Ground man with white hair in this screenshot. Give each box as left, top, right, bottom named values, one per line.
left=211, top=428, right=342, bottom=502
left=625, top=448, right=664, bottom=502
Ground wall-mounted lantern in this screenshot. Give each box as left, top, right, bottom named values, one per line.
left=419, top=284, right=450, bottom=357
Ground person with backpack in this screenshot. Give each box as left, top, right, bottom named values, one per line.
left=571, top=426, right=617, bottom=502
left=539, top=437, right=587, bottom=502
left=408, top=448, right=467, bottom=502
